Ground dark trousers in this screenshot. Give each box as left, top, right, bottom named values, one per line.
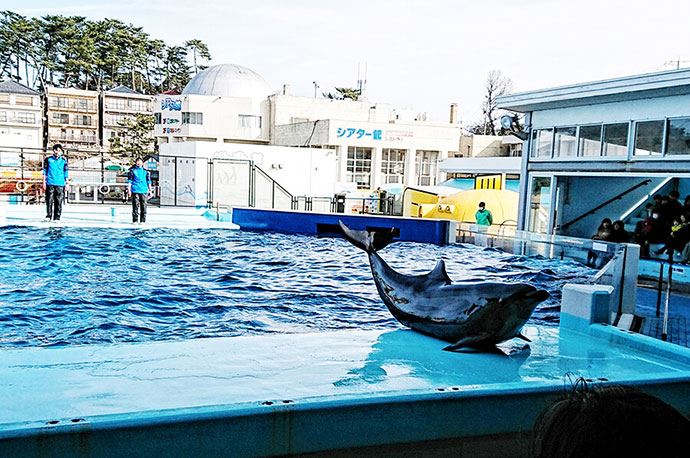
left=45, top=185, right=64, bottom=220
left=132, top=193, right=147, bottom=222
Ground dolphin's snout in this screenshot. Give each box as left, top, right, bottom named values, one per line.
left=525, top=289, right=550, bottom=302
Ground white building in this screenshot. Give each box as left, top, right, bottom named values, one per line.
left=154, top=65, right=272, bottom=145
left=497, top=68, right=690, bottom=238
left=272, top=117, right=460, bottom=188
left=45, top=86, right=100, bottom=151
left=0, top=80, right=42, bottom=151
left=154, top=64, right=463, bottom=192
left=102, top=86, right=154, bottom=150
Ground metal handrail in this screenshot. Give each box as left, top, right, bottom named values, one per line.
left=559, top=179, right=652, bottom=230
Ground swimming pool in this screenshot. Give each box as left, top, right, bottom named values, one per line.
left=0, top=226, right=595, bottom=347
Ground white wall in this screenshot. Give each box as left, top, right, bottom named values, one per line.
left=270, top=94, right=392, bottom=125
left=0, top=92, right=42, bottom=149
left=154, top=94, right=270, bottom=143
left=531, top=94, right=690, bottom=128
left=0, top=127, right=40, bottom=150
left=159, top=141, right=338, bottom=197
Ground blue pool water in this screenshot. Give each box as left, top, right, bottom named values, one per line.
left=0, top=226, right=595, bottom=347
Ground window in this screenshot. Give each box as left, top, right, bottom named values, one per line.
left=51, top=97, right=67, bottom=108
left=381, top=149, right=405, bottom=184
left=107, top=114, right=128, bottom=126
left=74, top=115, right=92, bottom=126
left=76, top=98, right=90, bottom=110
left=602, top=123, right=629, bottom=156
left=346, top=147, right=372, bottom=189
left=578, top=125, right=602, bottom=157
left=15, top=95, right=33, bottom=106
left=238, top=114, right=261, bottom=128
left=52, top=112, right=69, bottom=124
left=416, top=150, right=439, bottom=186
left=0, top=94, right=9, bottom=104
left=529, top=177, right=552, bottom=234
left=16, top=112, right=35, bottom=124
left=108, top=99, right=127, bottom=110
left=554, top=126, right=577, bottom=157
left=0, top=111, right=6, bottom=122
left=530, top=129, right=553, bottom=158
left=665, top=117, right=690, bottom=156
left=182, top=112, right=203, bottom=124
left=129, top=100, right=149, bottom=111
left=634, top=120, right=663, bottom=156
left=154, top=113, right=162, bottom=124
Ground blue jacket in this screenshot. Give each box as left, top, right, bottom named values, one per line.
left=128, top=166, right=151, bottom=194
left=43, top=155, right=68, bottom=186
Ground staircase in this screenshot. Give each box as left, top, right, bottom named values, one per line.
left=620, top=177, right=679, bottom=261
left=621, top=177, right=674, bottom=234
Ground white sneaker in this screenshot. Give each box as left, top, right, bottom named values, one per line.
left=44, top=217, right=51, bottom=222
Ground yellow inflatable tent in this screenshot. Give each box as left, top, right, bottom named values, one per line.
left=424, top=188, right=518, bottom=225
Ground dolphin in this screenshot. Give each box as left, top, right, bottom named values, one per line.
left=339, top=221, right=550, bottom=351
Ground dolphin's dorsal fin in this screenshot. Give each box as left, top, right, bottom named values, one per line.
left=427, top=260, right=452, bottom=285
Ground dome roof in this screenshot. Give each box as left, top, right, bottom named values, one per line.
left=182, top=64, right=273, bottom=100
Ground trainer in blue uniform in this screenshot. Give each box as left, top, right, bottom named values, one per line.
left=42, top=144, right=68, bottom=221
left=127, top=157, right=151, bottom=223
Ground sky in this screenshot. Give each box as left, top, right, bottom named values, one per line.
left=6, top=0, right=690, bottom=124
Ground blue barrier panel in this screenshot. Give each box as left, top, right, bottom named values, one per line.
left=231, top=208, right=451, bottom=246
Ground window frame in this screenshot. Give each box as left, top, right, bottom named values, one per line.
left=662, top=115, right=690, bottom=158
left=346, top=146, right=373, bottom=189
left=529, top=128, right=554, bottom=160
left=632, top=119, right=665, bottom=159
left=577, top=123, right=604, bottom=158
left=553, top=125, right=578, bottom=158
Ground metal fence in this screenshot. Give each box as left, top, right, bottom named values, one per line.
left=0, top=145, right=150, bottom=204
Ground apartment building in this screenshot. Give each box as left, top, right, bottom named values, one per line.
left=102, top=85, right=154, bottom=149
left=0, top=80, right=42, bottom=149
left=44, top=86, right=99, bottom=151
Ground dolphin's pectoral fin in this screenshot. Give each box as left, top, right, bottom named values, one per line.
left=426, top=260, right=452, bottom=285
left=516, top=333, right=531, bottom=342
left=443, top=333, right=493, bottom=352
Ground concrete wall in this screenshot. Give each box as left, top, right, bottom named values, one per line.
left=272, top=121, right=331, bottom=147
left=458, top=135, right=505, bottom=157
left=270, top=94, right=392, bottom=125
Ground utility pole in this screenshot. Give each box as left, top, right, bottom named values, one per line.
left=312, top=81, right=319, bottom=98
left=357, top=61, right=368, bottom=98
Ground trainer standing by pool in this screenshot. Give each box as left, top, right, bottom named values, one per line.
left=42, top=144, right=68, bottom=221
left=475, top=201, right=493, bottom=226
left=127, top=157, right=151, bottom=224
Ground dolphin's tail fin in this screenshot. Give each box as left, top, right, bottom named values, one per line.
left=339, top=221, right=395, bottom=252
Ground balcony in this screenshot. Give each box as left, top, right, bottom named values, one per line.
left=48, top=117, right=97, bottom=129
left=48, top=100, right=97, bottom=113
left=104, top=102, right=152, bottom=113
left=49, top=134, right=98, bottom=144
